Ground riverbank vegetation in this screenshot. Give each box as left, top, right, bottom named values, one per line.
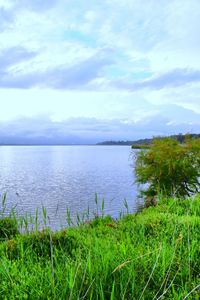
left=97, top=133, right=200, bottom=146
left=135, top=137, right=200, bottom=198
left=0, top=195, right=200, bottom=299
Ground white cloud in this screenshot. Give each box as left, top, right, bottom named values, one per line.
left=0, top=0, right=199, bottom=140
left=0, top=0, right=199, bottom=78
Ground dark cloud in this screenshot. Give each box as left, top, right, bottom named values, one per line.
left=45, top=50, right=114, bottom=89
left=6, top=48, right=199, bottom=92
left=0, top=73, right=39, bottom=89
left=0, top=47, right=38, bottom=70
left=115, top=69, right=200, bottom=91
left=0, top=49, right=114, bottom=89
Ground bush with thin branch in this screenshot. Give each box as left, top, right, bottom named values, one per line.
left=135, top=137, right=200, bottom=198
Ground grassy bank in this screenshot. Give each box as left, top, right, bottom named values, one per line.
left=0, top=196, right=200, bottom=299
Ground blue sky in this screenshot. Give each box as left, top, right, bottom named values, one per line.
left=0, top=0, right=200, bottom=143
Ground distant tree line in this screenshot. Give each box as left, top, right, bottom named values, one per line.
left=97, top=133, right=200, bottom=146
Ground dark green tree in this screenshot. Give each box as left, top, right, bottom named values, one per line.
left=135, top=137, right=200, bottom=198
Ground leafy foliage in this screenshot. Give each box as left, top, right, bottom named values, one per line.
left=135, top=137, right=200, bottom=198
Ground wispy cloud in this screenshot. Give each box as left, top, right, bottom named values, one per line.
left=0, top=48, right=114, bottom=89
left=114, top=69, right=200, bottom=91
left=0, top=46, right=38, bottom=70
left=0, top=0, right=199, bottom=139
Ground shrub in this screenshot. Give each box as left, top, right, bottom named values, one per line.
left=135, top=137, right=200, bottom=198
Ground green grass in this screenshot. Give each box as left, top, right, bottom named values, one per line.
left=0, top=196, right=200, bottom=299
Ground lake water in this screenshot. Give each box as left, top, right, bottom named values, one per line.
left=0, top=146, right=142, bottom=230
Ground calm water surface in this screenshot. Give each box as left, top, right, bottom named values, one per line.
left=0, top=146, right=142, bottom=229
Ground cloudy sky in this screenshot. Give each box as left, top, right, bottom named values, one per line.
left=0, top=0, right=200, bottom=143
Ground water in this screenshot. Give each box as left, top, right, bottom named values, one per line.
left=0, top=146, right=142, bottom=230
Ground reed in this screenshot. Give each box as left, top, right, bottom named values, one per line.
left=0, top=194, right=199, bottom=299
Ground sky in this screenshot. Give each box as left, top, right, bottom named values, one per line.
left=0, top=0, right=200, bottom=143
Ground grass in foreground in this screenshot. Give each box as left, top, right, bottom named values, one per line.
left=0, top=196, right=200, bottom=299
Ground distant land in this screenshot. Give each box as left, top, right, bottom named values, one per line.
left=0, top=133, right=199, bottom=146
left=97, top=133, right=200, bottom=146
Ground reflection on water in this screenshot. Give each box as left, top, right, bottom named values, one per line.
left=0, top=146, right=142, bottom=230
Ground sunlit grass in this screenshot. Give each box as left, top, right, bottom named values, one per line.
left=0, top=194, right=199, bottom=299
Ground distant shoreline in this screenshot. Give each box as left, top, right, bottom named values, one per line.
left=0, top=144, right=132, bottom=146
left=0, top=133, right=199, bottom=147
